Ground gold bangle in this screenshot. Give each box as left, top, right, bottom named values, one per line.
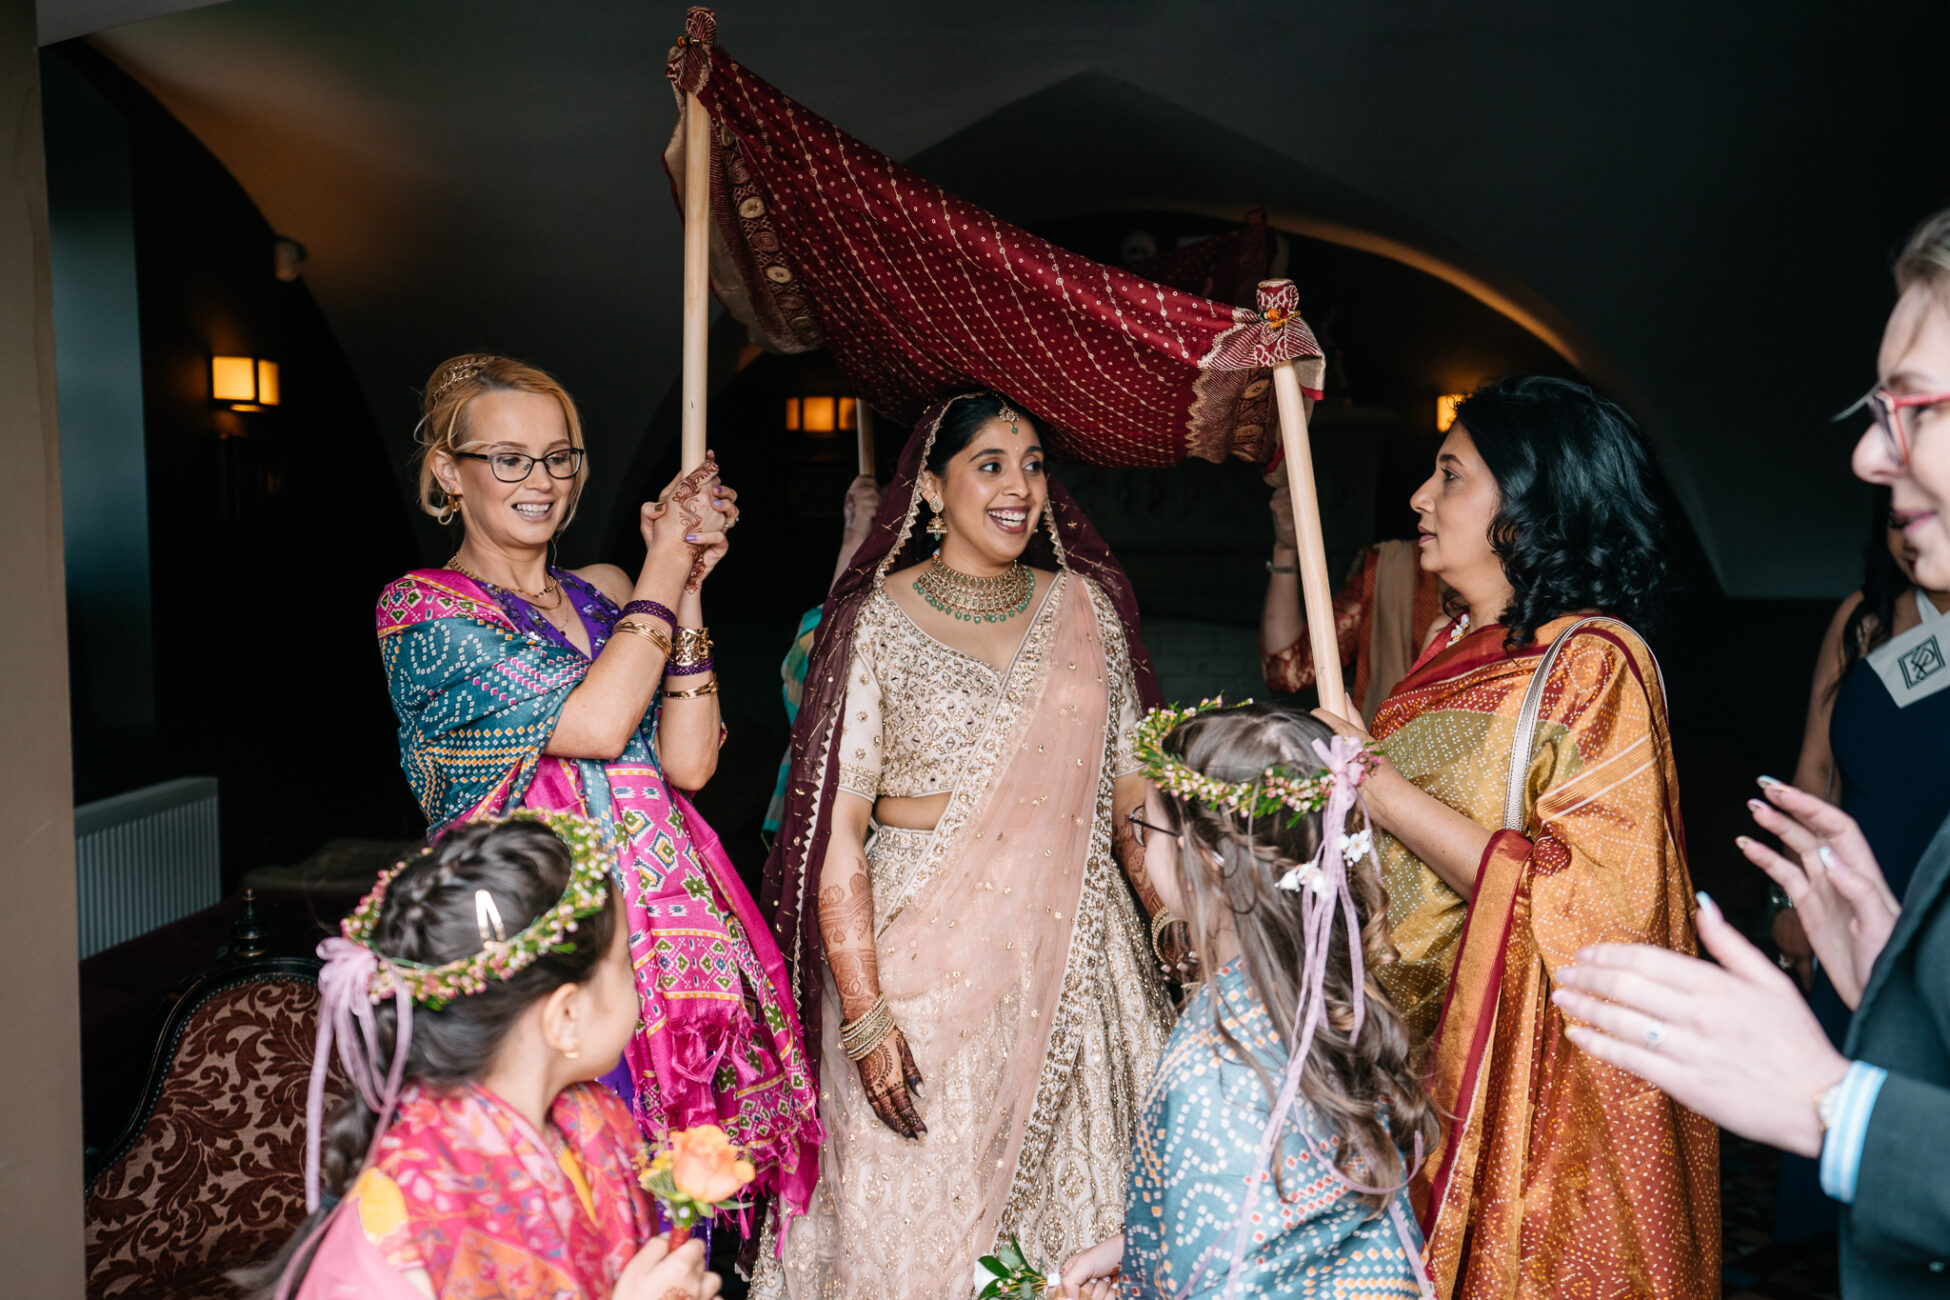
left=662, top=678, right=719, bottom=700
left=670, top=626, right=713, bottom=666
left=611, top=618, right=672, bottom=656
left=1151, top=910, right=1181, bottom=965
left=839, top=996, right=895, bottom=1061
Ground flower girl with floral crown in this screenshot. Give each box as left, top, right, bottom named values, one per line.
left=251, top=814, right=724, bottom=1300
left=1057, top=702, right=1439, bottom=1300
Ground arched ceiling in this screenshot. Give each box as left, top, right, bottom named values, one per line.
left=45, top=0, right=1950, bottom=596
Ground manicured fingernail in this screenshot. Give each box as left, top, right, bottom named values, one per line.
left=1735, top=835, right=1753, bottom=849
left=1565, top=1026, right=1592, bottom=1045
left=685, top=534, right=699, bottom=542
left=1747, top=799, right=1767, bottom=813
left=1695, top=890, right=1721, bottom=920
left=1757, top=775, right=1782, bottom=787
left=1551, top=989, right=1573, bottom=1006
left=1818, top=845, right=1847, bottom=874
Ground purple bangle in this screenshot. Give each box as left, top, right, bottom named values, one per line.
left=622, top=599, right=677, bottom=629
left=665, top=659, right=714, bottom=677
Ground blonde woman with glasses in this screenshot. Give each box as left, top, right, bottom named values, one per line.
left=374, top=354, right=823, bottom=1229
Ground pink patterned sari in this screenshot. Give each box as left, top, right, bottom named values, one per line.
left=376, top=570, right=820, bottom=1216
left=296, top=1081, right=653, bottom=1300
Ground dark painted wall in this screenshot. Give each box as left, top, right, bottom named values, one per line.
left=45, top=43, right=423, bottom=886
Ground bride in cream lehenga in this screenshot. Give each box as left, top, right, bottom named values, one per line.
left=753, top=391, right=1178, bottom=1297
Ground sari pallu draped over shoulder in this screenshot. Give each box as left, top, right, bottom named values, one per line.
left=1371, top=617, right=1719, bottom=1300
left=374, top=571, right=820, bottom=1220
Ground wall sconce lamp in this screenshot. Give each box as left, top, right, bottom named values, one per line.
left=785, top=394, right=856, bottom=436
left=212, top=355, right=280, bottom=411
left=1436, top=392, right=1467, bottom=434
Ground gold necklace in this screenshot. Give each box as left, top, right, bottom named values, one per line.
left=913, top=554, right=1033, bottom=623
left=446, top=554, right=562, bottom=608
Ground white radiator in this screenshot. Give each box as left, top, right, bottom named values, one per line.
left=75, top=777, right=220, bottom=959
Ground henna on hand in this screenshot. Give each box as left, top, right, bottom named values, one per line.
left=859, top=1025, right=926, bottom=1138
left=666, top=452, right=719, bottom=592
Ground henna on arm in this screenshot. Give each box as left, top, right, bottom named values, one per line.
left=817, top=800, right=927, bottom=1137
left=817, top=858, right=881, bottom=1017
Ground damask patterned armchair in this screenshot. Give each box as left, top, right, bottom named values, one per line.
left=84, top=956, right=344, bottom=1300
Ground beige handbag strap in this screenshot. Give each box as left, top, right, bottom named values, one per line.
left=1502, top=616, right=1618, bottom=831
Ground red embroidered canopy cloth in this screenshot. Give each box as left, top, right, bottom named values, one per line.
left=663, top=8, right=1323, bottom=467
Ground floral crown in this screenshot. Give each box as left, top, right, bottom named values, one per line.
left=342, top=809, right=616, bottom=1009
left=1132, top=698, right=1377, bottom=821
left=1132, top=698, right=1381, bottom=893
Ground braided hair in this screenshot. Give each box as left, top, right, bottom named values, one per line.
left=246, top=822, right=619, bottom=1296
left=1155, top=704, right=1436, bottom=1210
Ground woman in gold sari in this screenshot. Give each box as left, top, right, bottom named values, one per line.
left=753, top=392, right=1176, bottom=1297
left=1315, top=377, right=1718, bottom=1299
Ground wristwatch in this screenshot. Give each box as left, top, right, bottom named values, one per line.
left=1816, top=1074, right=1847, bottom=1134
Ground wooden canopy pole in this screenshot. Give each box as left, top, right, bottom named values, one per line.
left=854, top=399, right=875, bottom=477
left=679, top=91, right=711, bottom=473
left=1271, top=361, right=1347, bottom=718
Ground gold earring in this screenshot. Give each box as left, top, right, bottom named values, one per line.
left=562, top=1042, right=581, bottom=1061
left=926, top=498, right=947, bottom=538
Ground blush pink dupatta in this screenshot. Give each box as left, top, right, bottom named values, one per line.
left=775, top=576, right=1138, bottom=1294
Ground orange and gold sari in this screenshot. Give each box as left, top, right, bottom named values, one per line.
left=1371, top=615, right=1718, bottom=1300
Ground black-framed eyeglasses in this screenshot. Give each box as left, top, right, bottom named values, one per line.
left=1125, top=806, right=1177, bottom=848
left=454, top=448, right=584, bottom=482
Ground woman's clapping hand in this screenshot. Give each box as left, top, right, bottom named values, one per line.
left=1554, top=893, right=1848, bottom=1159
left=1737, top=778, right=1901, bottom=1009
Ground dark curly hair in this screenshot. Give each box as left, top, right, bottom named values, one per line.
left=1456, top=376, right=1666, bottom=650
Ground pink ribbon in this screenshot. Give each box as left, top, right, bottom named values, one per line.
left=304, top=937, right=414, bottom=1215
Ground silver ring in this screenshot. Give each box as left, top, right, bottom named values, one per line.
left=1643, top=1021, right=1667, bottom=1050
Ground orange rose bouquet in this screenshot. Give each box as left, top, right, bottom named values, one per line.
left=639, top=1123, right=757, bottom=1246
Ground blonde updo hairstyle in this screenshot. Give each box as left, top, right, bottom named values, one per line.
left=415, top=354, right=589, bottom=532
left=1897, top=208, right=1950, bottom=298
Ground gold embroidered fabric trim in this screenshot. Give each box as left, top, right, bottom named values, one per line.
left=997, top=575, right=1173, bottom=1244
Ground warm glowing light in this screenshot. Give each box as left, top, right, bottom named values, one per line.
left=801, top=395, right=837, bottom=434
left=1436, top=393, right=1468, bottom=433
left=255, top=360, right=280, bottom=406
left=837, top=396, right=856, bottom=429
left=211, top=355, right=257, bottom=403
left=784, top=397, right=801, bottom=431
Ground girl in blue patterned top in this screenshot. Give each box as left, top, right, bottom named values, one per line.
left=1059, top=703, right=1437, bottom=1300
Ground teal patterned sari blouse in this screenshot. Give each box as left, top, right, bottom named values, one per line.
left=1123, top=958, right=1425, bottom=1299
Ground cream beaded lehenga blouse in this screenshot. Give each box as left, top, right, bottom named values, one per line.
left=754, top=570, right=1174, bottom=1299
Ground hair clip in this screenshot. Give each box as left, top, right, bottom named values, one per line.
left=475, top=889, right=507, bottom=945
